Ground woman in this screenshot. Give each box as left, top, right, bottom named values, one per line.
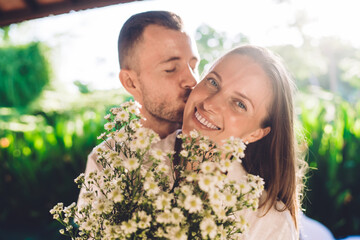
left=181, top=45, right=306, bottom=239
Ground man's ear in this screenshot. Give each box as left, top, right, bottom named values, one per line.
left=119, top=69, right=142, bottom=100
left=245, top=127, right=271, bottom=144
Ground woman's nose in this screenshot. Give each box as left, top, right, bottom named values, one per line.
left=202, top=93, right=222, bottom=114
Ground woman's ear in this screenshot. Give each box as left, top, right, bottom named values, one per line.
left=119, top=69, right=142, bottom=100
left=244, top=127, right=271, bottom=144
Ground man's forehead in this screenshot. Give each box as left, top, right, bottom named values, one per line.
left=135, top=25, right=198, bottom=63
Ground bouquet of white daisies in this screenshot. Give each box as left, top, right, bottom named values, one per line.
left=50, top=101, right=264, bottom=240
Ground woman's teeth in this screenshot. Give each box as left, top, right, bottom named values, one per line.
left=195, top=110, right=220, bottom=130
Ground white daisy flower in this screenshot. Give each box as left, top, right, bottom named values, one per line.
left=184, top=195, right=202, bottom=213
left=121, top=220, right=137, bottom=235
left=144, top=180, right=160, bottom=196
left=155, top=227, right=166, bottom=238
left=208, top=189, right=223, bottom=205
left=116, top=111, right=129, bottom=122
left=123, top=157, right=139, bottom=171
left=217, top=225, right=227, bottom=240
left=156, top=211, right=172, bottom=224
left=200, top=217, right=217, bottom=239
left=150, top=148, right=166, bottom=161
left=103, top=225, right=120, bottom=238
left=180, top=185, right=193, bottom=196
left=155, top=193, right=172, bottom=210
left=114, top=128, right=127, bottom=142
left=141, top=169, right=154, bottom=180
left=112, top=157, right=122, bottom=168
left=134, top=128, right=147, bottom=138
left=103, top=167, right=112, bottom=177
left=137, top=211, right=151, bottom=229
left=157, top=163, right=170, bottom=174
left=120, top=101, right=131, bottom=108
left=74, top=173, right=85, bottom=184
left=104, top=122, right=115, bottom=131
left=129, top=120, right=142, bottom=131
left=170, top=208, right=185, bottom=224
left=110, top=107, right=121, bottom=115
left=135, top=137, right=149, bottom=150
left=189, top=129, right=199, bottom=138
left=234, top=144, right=246, bottom=159
left=199, top=142, right=210, bottom=151
left=221, top=142, right=233, bottom=154
left=238, top=182, right=252, bottom=194
left=235, top=215, right=249, bottom=233
left=200, top=161, right=216, bottom=174
left=212, top=204, right=227, bottom=220
left=180, top=149, right=189, bottom=157
left=223, top=191, right=237, bottom=207
left=129, top=139, right=138, bottom=151
left=109, top=188, right=123, bottom=202
left=220, top=158, right=232, bottom=172
left=81, top=218, right=95, bottom=231
left=185, top=172, right=198, bottom=182
left=97, top=132, right=106, bottom=140
left=92, top=197, right=113, bottom=214
left=81, top=191, right=95, bottom=203
left=128, top=103, right=141, bottom=115
left=198, top=174, right=215, bottom=192
left=94, top=145, right=105, bottom=154
left=167, top=226, right=187, bottom=240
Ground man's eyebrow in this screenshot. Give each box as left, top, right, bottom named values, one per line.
left=160, top=57, right=180, bottom=64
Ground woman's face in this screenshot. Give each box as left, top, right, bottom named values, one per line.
left=182, top=54, right=273, bottom=145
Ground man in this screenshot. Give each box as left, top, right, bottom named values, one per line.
left=78, top=11, right=199, bottom=205
left=118, top=10, right=199, bottom=139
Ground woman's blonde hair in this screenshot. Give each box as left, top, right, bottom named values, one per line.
left=226, top=45, right=307, bottom=229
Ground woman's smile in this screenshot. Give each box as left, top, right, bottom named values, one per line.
left=193, top=107, right=221, bottom=130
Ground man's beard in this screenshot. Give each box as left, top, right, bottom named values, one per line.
left=141, top=90, right=191, bottom=124
left=143, top=98, right=184, bottom=123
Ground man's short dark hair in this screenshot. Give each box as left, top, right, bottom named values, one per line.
left=118, top=11, right=184, bottom=69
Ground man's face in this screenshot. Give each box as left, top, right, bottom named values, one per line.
left=134, top=25, right=199, bottom=124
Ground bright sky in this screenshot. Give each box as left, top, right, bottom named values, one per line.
left=4, top=0, right=360, bottom=92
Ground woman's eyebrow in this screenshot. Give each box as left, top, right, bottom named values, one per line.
left=209, top=71, right=222, bottom=82
left=234, top=91, right=254, bottom=109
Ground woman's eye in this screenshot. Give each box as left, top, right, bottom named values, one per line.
left=236, top=101, right=247, bottom=110
left=165, top=68, right=176, bottom=73
left=207, top=78, right=218, bottom=87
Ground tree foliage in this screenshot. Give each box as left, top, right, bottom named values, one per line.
left=0, top=42, right=51, bottom=108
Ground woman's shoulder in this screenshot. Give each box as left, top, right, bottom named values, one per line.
left=227, top=161, right=297, bottom=239
left=239, top=192, right=297, bottom=240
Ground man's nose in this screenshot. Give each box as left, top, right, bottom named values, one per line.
left=180, top=64, right=198, bottom=89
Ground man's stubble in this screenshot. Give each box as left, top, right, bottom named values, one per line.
left=140, top=83, right=191, bottom=124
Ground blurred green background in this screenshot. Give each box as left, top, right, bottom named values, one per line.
left=1, top=1, right=360, bottom=239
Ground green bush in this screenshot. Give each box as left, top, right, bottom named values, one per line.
left=0, top=42, right=50, bottom=108
left=0, top=90, right=131, bottom=233
left=299, top=87, right=360, bottom=238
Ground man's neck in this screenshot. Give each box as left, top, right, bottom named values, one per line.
left=141, top=118, right=181, bottom=139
